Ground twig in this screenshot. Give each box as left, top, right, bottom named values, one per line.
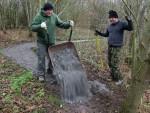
left=58, top=1, right=70, bottom=16
left=23, top=104, right=52, bottom=113
left=121, top=0, right=139, bottom=27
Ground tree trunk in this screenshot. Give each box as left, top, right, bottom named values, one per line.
left=120, top=59, right=150, bottom=113
left=120, top=37, right=150, bottom=113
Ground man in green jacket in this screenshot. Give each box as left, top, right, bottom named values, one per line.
left=31, top=2, right=74, bottom=82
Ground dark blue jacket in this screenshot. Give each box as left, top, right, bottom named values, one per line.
left=97, top=20, right=133, bottom=47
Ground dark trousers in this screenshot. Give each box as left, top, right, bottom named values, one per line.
left=36, top=42, right=53, bottom=77
left=108, top=46, right=122, bottom=81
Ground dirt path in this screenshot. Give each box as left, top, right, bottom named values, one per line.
left=1, top=40, right=94, bottom=74
left=2, top=42, right=38, bottom=74
left=1, top=42, right=126, bottom=113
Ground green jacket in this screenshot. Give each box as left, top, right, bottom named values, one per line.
left=31, top=9, right=71, bottom=45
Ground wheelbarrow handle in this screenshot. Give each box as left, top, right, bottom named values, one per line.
left=68, top=27, right=73, bottom=42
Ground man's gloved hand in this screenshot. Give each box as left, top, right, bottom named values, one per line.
left=41, top=21, right=47, bottom=30
left=125, top=16, right=132, bottom=21
left=125, top=16, right=133, bottom=30
left=69, top=20, right=74, bottom=27
left=95, top=30, right=100, bottom=36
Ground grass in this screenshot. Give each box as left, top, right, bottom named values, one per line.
left=3, top=94, right=13, bottom=104
left=10, top=71, right=33, bottom=93
left=0, top=54, right=62, bottom=113
left=74, top=38, right=108, bottom=70
left=48, top=95, right=63, bottom=107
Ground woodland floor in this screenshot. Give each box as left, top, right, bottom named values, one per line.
left=0, top=30, right=149, bottom=113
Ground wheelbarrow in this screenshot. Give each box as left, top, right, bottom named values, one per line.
left=48, top=27, right=89, bottom=103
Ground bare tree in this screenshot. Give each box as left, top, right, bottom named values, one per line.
left=120, top=0, right=150, bottom=113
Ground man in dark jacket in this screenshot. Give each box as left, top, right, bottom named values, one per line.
left=95, top=10, right=133, bottom=84
left=31, top=2, right=74, bottom=82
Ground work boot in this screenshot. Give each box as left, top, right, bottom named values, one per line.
left=45, top=72, right=57, bottom=85
left=49, top=78, right=57, bottom=85
left=45, top=77, right=57, bottom=85
left=47, top=68, right=56, bottom=78
left=115, top=80, right=123, bottom=85
left=38, top=76, right=45, bottom=82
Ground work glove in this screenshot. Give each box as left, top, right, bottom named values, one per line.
left=69, top=20, right=74, bottom=27
left=95, top=29, right=100, bottom=36
left=41, top=21, right=47, bottom=30
left=125, top=16, right=133, bottom=30
left=125, top=16, right=132, bottom=21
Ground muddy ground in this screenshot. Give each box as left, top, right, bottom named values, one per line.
left=0, top=30, right=149, bottom=113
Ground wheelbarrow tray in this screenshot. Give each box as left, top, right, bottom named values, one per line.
left=48, top=42, right=79, bottom=59
left=47, top=26, right=89, bottom=103
left=48, top=41, right=86, bottom=76
left=48, top=41, right=89, bottom=103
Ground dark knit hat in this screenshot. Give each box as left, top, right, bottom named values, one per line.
left=109, top=10, right=118, bottom=18
left=43, top=2, right=54, bottom=11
